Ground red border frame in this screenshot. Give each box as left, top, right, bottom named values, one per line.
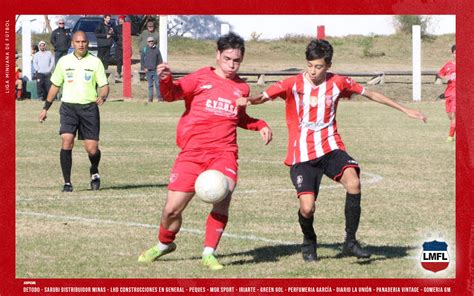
left=1, top=0, right=472, bottom=295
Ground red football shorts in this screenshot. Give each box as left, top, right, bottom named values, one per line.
left=167, top=150, right=238, bottom=192
left=445, top=95, right=456, bottom=113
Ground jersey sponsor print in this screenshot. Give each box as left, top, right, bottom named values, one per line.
left=160, top=67, right=267, bottom=153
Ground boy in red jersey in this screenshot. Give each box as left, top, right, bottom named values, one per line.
left=138, top=32, right=272, bottom=270
left=438, top=44, right=456, bottom=142
left=245, top=39, right=427, bottom=262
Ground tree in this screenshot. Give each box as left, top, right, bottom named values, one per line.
left=168, top=15, right=230, bottom=39
left=43, top=15, right=52, bottom=33
left=393, top=15, right=432, bottom=37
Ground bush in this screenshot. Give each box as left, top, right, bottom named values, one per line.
left=358, top=36, right=385, bottom=58
left=393, top=15, right=432, bottom=38
left=281, top=34, right=311, bottom=44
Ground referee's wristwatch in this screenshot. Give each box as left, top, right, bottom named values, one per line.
left=100, top=96, right=108, bottom=101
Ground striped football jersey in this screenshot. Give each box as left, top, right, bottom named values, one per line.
left=263, top=72, right=365, bottom=166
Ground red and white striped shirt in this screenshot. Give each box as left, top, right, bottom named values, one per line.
left=263, top=73, right=365, bottom=166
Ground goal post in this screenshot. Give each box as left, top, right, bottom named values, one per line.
left=412, top=25, right=421, bottom=102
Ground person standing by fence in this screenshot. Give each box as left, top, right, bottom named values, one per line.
left=95, top=15, right=115, bottom=70
left=143, top=36, right=163, bottom=102
left=114, top=15, right=126, bottom=78
left=33, top=40, right=55, bottom=101
left=138, top=21, right=159, bottom=71
left=50, top=18, right=71, bottom=65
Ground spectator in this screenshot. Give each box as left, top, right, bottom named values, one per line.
left=31, top=44, right=39, bottom=79
left=50, top=18, right=71, bottom=65
left=114, top=15, right=126, bottom=78
left=95, top=15, right=114, bottom=70
left=138, top=21, right=159, bottom=71
left=33, top=40, right=55, bottom=101
left=143, top=36, right=163, bottom=102
left=15, top=66, right=23, bottom=100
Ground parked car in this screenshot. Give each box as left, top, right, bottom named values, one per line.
left=71, top=16, right=117, bottom=64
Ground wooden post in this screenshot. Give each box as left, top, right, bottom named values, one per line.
left=123, top=21, right=132, bottom=98
left=317, top=26, right=326, bottom=40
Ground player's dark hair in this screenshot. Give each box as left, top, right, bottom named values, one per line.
left=306, top=39, right=333, bottom=64
left=217, top=32, right=245, bottom=56
left=451, top=44, right=456, bottom=53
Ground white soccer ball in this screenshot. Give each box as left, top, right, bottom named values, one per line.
left=195, top=170, right=229, bottom=204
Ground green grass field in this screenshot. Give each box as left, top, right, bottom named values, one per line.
left=15, top=32, right=456, bottom=278
left=16, top=90, right=455, bottom=278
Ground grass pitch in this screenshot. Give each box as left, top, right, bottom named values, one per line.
left=16, top=88, right=455, bottom=278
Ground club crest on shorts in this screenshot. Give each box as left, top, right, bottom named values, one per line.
left=169, top=173, right=178, bottom=183
left=420, top=240, right=449, bottom=273
left=296, top=175, right=303, bottom=188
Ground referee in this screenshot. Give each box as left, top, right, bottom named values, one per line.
left=39, top=31, right=109, bottom=192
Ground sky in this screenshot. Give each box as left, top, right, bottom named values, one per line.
left=16, top=15, right=455, bottom=40
left=218, top=15, right=455, bottom=39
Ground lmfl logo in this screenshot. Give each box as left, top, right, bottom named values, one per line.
left=420, top=240, right=449, bottom=273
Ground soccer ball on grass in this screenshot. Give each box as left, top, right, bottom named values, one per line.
left=195, top=170, right=229, bottom=204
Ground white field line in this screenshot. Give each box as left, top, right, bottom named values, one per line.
left=16, top=211, right=296, bottom=245
left=16, top=171, right=383, bottom=201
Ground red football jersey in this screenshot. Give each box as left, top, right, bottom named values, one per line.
left=438, top=61, right=456, bottom=98
left=263, top=73, right=364, bottom=166
left=160, top=67, right=267, bottom=153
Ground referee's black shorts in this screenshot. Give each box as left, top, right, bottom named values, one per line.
left=59, top=102, right=100, bottom=140
left=289, top=149, right=360, bottom=197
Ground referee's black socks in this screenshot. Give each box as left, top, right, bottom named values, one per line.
left=344, top=192, right=361, bottom=242
left=60, top=149, right=72, bottom=184
left=298, top=210, right=317, bottom=243
left=88, top=150, right=101, bottom=175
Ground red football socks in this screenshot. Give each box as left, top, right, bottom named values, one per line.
left=158, top=224, right=177, bottom=244
left=204, top=212, right=228, bottom=249
left=448, top=121, right=456, bottom=137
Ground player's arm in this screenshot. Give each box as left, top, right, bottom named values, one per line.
left=157, top=63, right=185, bottom=102
left=235, top=94, right=266, bottom=107
left=237, top=78, right=290, bottom=107
left=250, top=94, right=271, bottom=105
left=237, top=109, right=273, bottom=145
left=437, top=63, right=449, bottom=80
left=236, top=91, right=280, bottom=107
left=39, top=84, right=61, bottom=123
left=362, top=89, right=427, bottom=123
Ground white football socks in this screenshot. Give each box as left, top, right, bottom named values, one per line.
left=157, top=242, right=170, bottom=251
left=203, top=247, right=215, bottom=256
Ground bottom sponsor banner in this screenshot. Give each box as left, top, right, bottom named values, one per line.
left=16, top=278, right=459, bottom=295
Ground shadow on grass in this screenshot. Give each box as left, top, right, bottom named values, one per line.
left=78, top=183, right=168, bottom=191
left=216, top=243, right=417, bottom=266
